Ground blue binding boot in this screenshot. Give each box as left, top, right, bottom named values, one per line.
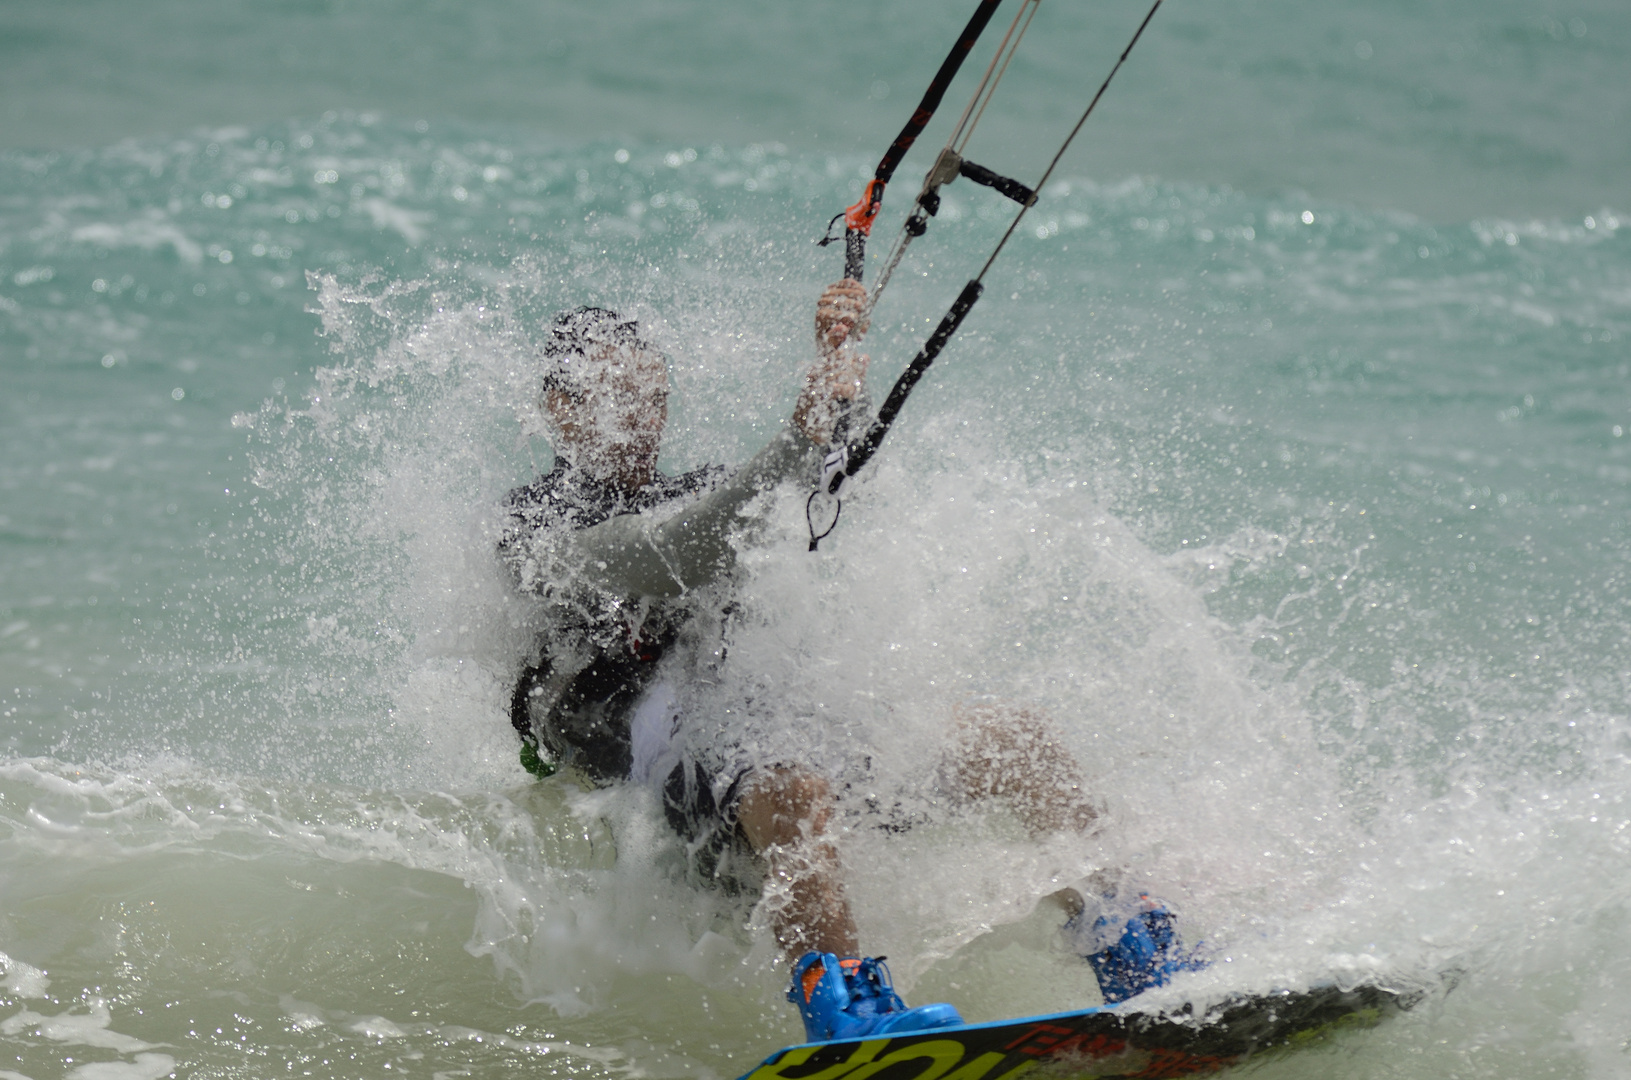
left=788, top=953, right=964, bottom=1043
left=1068, top=892, right=1207, bottom=1004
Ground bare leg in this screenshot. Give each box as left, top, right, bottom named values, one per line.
left=943, top=702, right=1101, bottom=837
left=737, top=766, right=859, bottom=960
left=944, top=710, right=1116, bottom=921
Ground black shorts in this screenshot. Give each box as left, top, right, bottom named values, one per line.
left=661, top=757, right=760, bottom=893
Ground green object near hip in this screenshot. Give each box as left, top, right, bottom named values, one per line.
left=519, top=739, right=558, bottom=778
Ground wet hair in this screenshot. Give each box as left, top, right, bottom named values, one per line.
left=541, top=306, right=657, bottom=397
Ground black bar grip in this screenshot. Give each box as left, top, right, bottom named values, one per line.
left=837, top=279, right=985, bottom=490
left=845, top=228, right=866, bottom=282
left=958, top=159, right=1036, bottom=205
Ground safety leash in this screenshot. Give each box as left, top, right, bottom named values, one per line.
left=809, top=0, right=1165, bottom=550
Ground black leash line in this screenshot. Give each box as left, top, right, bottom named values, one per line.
left=808, top=0, right=1164, bottom=550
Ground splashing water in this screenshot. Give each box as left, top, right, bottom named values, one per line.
left=4, top=4, right=1631, bottom=1075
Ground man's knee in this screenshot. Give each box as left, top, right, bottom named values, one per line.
left=946, top=701, right=1099, bottom=834
left=738, top=766, right=834, bottom=851
left=950, top=704, right=1066, bottom=790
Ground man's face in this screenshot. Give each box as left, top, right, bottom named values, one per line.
left=545, top=342, right=669, bottom=492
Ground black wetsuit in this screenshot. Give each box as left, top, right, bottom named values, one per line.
left=501, top=460, right=725, bottom=782
left=500, top=458, right=768, bottom=881
left=497, top=425, right=824, bottom=883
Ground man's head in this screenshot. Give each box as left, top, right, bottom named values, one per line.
left=540, top=306, right=670, bottom=492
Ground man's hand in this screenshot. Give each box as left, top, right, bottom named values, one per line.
left=814, top=278, right=870, bottom=356
left=796, top=280, right=871, bottom=445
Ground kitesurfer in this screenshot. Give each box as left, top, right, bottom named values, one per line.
left=498, top=281, right=1197, bottom=1041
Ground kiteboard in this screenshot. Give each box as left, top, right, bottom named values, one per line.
left=736, top=978, right=1428, bottom=1080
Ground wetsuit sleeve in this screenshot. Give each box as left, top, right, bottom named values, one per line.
left=570, top=426, right=819, bottom=599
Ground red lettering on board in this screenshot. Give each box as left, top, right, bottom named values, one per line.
left=1002, top=1024, right=1076, bottom=1055
left=1042, top=1032, right=1128, bottom=1060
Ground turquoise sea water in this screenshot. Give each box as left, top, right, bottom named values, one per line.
left=3, top=1, right=1630, bottom=1077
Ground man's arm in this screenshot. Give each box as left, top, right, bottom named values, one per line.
left=562, top=280, right=871, bottom=599
left=569, top=425, right=820, bottom=598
